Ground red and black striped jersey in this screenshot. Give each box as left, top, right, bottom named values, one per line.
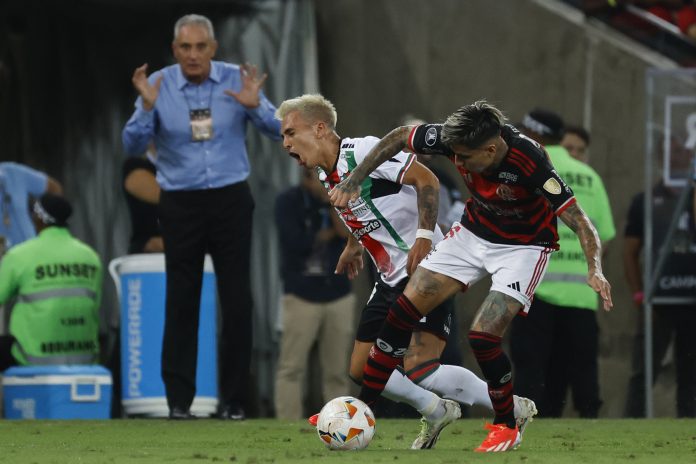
left=407, top=124, right=575, bottom=249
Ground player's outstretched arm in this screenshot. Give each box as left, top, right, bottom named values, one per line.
left=329, top=125, right=415, bottom=208
left=559, top=202, right=613, bottom=311
left=401, top=161, right=439, bottom=275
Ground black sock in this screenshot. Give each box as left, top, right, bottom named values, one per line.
left=359, top=295, right=422, bottom=406
left=468, top=330, right=515, bottom=428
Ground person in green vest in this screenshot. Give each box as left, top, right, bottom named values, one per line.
left=511, top=110, right=615, bottom=418
left=0, top=193, right=102, bottom=370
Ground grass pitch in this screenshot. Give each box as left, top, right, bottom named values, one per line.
left=0, top=418, right=694, bottom=463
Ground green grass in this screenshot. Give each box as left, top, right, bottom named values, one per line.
left=0, top=418, right=694, bottom=463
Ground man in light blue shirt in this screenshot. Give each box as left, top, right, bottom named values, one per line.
left=122, top=13, right=281, bottom=421
left=0, top=162, right=62, bottom=251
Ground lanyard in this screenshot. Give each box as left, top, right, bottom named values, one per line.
left=183, top=83, right=215, bottom=142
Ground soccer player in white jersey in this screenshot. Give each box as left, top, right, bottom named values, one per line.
left=329, top=100, right=613, bottom=452
left=275, top=94, right=537, bottom=450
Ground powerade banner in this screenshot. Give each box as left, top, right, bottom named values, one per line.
left=120, top=270, right=217, bottom=404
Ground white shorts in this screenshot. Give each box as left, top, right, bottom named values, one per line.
left=419, top=223, right=553, bottom=313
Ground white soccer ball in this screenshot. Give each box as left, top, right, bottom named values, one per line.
left=316, top=396, right=376, bottom=450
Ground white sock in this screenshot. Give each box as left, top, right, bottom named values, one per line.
left=382, top=370, right=445, bottom=420
left=417, top=364, right=493, bottom=410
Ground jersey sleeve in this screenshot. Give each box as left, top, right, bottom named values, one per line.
left=406, top=124, right=454, bottom=156
left=13, top=162, right=48, bottom=196
left=354, top=136, right=417, bottom=184
left=525, top=150, right=576, bottom=215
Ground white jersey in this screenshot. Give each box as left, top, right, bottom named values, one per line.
left=318, top=136, right=444, bottom=286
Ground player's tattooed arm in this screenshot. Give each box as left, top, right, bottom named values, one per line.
left=560, top=202, right=613, bottom=310
left=417, top=184, right=438, bottom=231
left=471, top=291, right=521, bottom=336
left=329, top=126, right=413, bottom=208
left=404, top=161, right=440, bottom=274
left=559, top=202, right=602, bottom=272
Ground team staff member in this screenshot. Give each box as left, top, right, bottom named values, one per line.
left=329, top=101, right=612, bottom=452
left=122, top=14, right=281, bottom=420
left=511, top=110, right=615, bottom=418
left=623, top=179, right=696, bottom=418
left=0, top=162, right=62, bottom=251
left=0, top=194, right=101, bottom=370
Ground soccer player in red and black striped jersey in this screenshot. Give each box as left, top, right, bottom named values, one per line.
left=329, top=100, right=613, bottom=452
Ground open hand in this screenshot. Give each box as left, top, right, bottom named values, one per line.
left=224, top=63, right=267, bottom=108
left=132, top=64, right=162, bottom=111
left=588, top=270, right=613, bottom=311
left=335, top=243, right=364, bottom=280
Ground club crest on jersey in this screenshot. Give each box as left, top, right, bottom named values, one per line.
left=425, top=127, right=438, bottom=146
left=543, top=178, right=562, bottom=194
left=496, top=184, right=517, bottom=201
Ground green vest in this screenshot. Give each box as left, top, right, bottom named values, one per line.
left=535, top=146, right=616, bottom=310
left=0, top=227, right=102, bottom=365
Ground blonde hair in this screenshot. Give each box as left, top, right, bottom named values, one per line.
left=275, top=94, right=338, bottom=130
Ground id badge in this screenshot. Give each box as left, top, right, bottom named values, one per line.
left=190, top=108, right=213, bottom=141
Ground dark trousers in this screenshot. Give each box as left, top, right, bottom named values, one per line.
left=159, top=182, right=254, bottom=411
left=510, top=297, right=601, bottom=418
left=0, top=335, right=17, bottom=371
left=624, top=305, right=696, bottom=418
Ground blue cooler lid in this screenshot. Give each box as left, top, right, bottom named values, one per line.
left=4, top=365, right=111, bottom=377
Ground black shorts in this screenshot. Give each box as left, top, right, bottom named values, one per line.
left=355, top=279, right=453, bottom=342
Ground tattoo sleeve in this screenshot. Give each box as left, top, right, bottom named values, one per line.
left=417, top=183, right=438, bottom=232
left=344, top=126, right=412, bottom=187
left=559, top=202, right=603, bottom=272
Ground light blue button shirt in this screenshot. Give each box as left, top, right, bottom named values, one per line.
left=0, top=162, right=48, bottom=248
left=122, top=61, right=281, bottom=191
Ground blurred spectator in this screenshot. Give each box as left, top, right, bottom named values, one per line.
left=273, top=168, right=355, bottom=420
left=675, top=3, right=696, bottom=38
left=640, top=1, right=696, bottom=39
left=0, top=193, right=102, bottom=370
left=122, top=144, right=163, bottom=254
left=623, top=179, right=696, bottom=417
left=121, top=14, right=281, bottom=420
left=0, top=162, right=62, bottom=251
left=561, top=126, right=591, bottom=163
left=512, top=109, right=615, bottom=418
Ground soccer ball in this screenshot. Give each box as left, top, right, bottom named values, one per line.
left=316, top=396, right=376, bottom=450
